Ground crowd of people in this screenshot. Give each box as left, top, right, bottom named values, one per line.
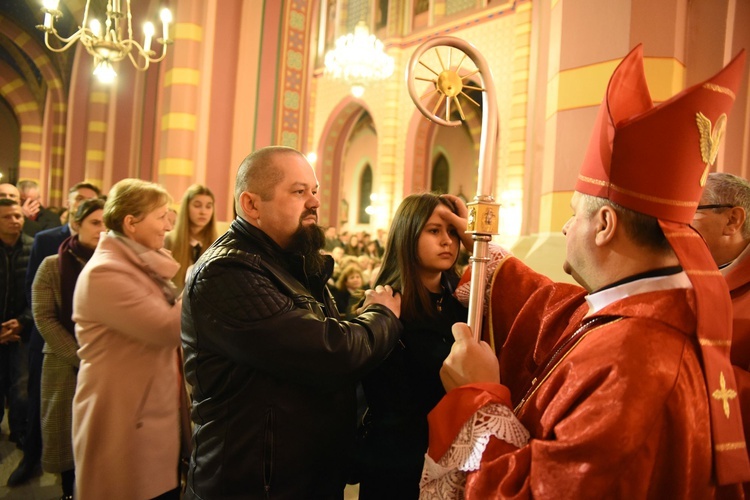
left=0, top=44, right=749, bottom=500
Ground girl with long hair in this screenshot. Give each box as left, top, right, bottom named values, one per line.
left=356, top=193, right=469, bottom=499
left=165, top=184, right=218, bottom=290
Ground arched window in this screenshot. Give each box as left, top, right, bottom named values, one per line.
left=431, top=154, right=449, bottom=194
left=358, top=164, right=373, bottom=224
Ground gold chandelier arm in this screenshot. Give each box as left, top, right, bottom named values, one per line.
left=43, top=29, right=84, bottom=53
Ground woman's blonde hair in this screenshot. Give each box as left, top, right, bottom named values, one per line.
left=165, top=184, right=218, bottom=289
left=103, top=179, right=171, bottom=233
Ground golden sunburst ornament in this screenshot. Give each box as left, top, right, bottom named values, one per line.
left=414, top=47, right=485, bottom=121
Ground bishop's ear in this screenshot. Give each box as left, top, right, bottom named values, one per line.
left=594, top=205, right=618, bottom=246
left=725, top=206, right=746, bottom=236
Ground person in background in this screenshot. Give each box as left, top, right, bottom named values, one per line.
left=0, top=183, right=21, bottom=201
left=181, top=146, right=402, bottom=499
left=420, top=45, right=749, bottom=497
left=0, top=198, right=33, bottom=464
left=691, top=171, right=750, bottom=495
left=356, top=193, right=467, bottom=499
left=17, top=180, right=61, bottom=237
left=57, top=208, right=69, bottom=226
left=333, top=263, right=366, bottom=321
left=164, top=184, right=218, bottom=290
left=344, top=234, right=361, bottom=256
left=8, top=182, right=101, bottom=487
left=32, top=198, right=105, bottom=499
left=72, top=179, right=185, bottom=499
left=324, top=225, right=341, bottom=252
left=357, top=254, right=377, bottom=288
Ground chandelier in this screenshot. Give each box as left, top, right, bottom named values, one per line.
left=324, top=21, right=394, bottom=98
left=37, top=0, right=173, bottom=84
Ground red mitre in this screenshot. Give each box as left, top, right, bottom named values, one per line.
left=577, top=45, right=749, bottom=485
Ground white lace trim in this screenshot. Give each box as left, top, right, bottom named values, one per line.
left=419, top=403, right=530, bottom=500
left=455, top=244, right=511, bottom=314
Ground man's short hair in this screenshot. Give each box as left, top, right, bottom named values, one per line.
left=234, top=146, right=303, bottom=209
left=582, top=194, right=672, bottom=253
left=0, top=198, right=20, bottom=208
left=702, top=172, right=750, bottom=239
left=16, top=180, right=38, bottom=193
left=69, top=182, right=102, bottom=197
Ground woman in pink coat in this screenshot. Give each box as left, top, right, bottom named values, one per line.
left=72, top=179, right=184, bottom=499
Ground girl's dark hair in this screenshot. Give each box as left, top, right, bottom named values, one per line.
left=375, top=193, right=460, bottom=322
left=73, top=198, right=105, bottom=225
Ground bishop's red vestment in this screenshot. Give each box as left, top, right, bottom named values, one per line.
left=421, top=253, right=742, bottom=499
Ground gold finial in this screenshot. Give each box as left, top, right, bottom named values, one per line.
left=696, top=112, right=727, bottom=186
left=712, top=371, right=738, bottom=418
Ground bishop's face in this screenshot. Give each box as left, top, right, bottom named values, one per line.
left=561, top=192, right=598, bottom=292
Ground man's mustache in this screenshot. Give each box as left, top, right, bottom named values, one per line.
left=300, top=209, right=318, bottom=220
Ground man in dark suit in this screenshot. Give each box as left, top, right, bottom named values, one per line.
left=17, top=180, right=61, bottom=238
left=8, top=182, right=100, bottom=487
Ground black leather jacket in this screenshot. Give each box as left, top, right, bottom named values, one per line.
left=181, top=218, right=401, bottom=499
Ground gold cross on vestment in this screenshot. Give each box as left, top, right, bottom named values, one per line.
left=712, top=372, right=738, bottom=418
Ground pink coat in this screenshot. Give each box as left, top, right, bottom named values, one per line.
left=72, top=232, right=182, bottom=499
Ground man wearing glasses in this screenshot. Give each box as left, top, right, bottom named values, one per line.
left=692, top=171, right=750, bottom=495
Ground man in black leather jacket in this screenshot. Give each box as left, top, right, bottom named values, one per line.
left=182, top=146, right=402, bottom=499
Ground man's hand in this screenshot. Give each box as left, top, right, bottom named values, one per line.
left=21, top=197, right=40, bottom=220
left=357, top=285, right=402, bottom=318
left=0, top=319, right=22, bottom=344
left=440, top=322, right=500, bottom=392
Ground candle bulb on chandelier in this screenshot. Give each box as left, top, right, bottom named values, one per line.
left=42, top=0, right=59, bottom=29
left=143, top=22, right=154, bottom=53
left=90, top=19, right=102, bottom=38
left=160, top=8, right=172, bottom=41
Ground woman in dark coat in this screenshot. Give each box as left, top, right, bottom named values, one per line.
left=33, top=198, right=105, bottom=499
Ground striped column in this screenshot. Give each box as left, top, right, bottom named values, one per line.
left=1, top=18, right=66, bottom=206
left=501, top=0, right=532, bottom=237
left=539, top=0, right=687, bottom=234
left=83, top=89, right=109, bottom=188
left=276, top=0, right=314, bottom=148
left=0, top=65, right=43, bottom=182
left=157, top=0, right=204, bottom=199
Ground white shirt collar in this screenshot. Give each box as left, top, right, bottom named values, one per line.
left=720, top=240, right=750, bottom=276
left=585, top=272, right=692, bottom=317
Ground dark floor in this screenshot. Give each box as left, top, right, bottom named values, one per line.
left=0, top=410, right=360, bottom=499
left=0, top=411, right=61, bottom=499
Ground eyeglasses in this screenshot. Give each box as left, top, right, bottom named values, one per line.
left=696, top=204, right=734, bottom=211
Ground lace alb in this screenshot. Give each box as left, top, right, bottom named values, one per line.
left=419, top=403, right=530, bottom=499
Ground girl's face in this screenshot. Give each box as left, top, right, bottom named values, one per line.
left=346, top=272, right=363, bottom=290
left=416, top=204, right=460, bottom=274
left=189, top=194, right=214, bottom=231
left=76, top=209, right=105, bottom=250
